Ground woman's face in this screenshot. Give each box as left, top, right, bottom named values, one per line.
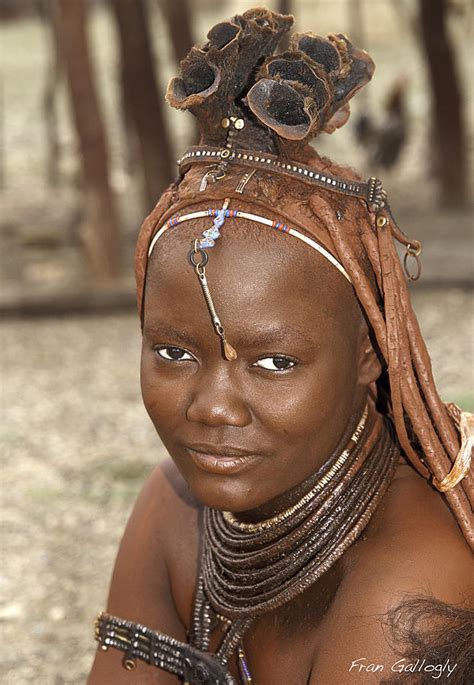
left=141, top=221, right=370, bottom=515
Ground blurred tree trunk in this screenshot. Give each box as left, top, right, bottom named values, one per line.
left=111, top=0, right=174, bottom=210
left=419, top=0, right=467, bottom=207
left=54, top=0, right=122, bottom=280
left=118, top=60, right=139, bottom=177
left=41, top=1, right=62, bottom=187
left=0, top=68, right=4, bottom=190
left=159, top=0, right=194, bottom=64
left=278, top=0, right=292, bottom=51
left=159, top=0, right=197, bottom=144
left=278, top=1, right=292, bottom=18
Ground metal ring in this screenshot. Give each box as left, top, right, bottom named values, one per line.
left=188, top=245, right=208, bottom=268
left=403, top=248, right=422, bottom=281
left=123, top=659, right=137, bottom=671
left=406, top=242, right=422, bottom=257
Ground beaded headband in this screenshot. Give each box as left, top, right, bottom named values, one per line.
left=148, top=202, right=351, bottom=281
left=148, top=198, right=352, bottom=360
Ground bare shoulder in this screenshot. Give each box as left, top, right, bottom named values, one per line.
left=88, top=459, right=200, bottom=684
left=311, top=465, right=473, bottom=684
left=348, top=463, right=473, bottom=598
left=105, top=457, right=200, bottom=623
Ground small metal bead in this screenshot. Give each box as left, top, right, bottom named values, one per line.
left=123, top=659, right=137, bottom=671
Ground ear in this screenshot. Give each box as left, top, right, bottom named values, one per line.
left=357, top=326, right=382, bottom=386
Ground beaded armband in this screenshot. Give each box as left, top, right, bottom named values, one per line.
left=94, top=612, right=236, bottom=685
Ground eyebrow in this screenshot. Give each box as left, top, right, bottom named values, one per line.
left=145, top=321, right=316, bottom=350
left=145, top=322, right=201, bottom=348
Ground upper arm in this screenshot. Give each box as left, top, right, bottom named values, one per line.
left=88, top=460, right=199, bottom=684
left=310, top=568, right=472, bottom=685
left=310, top=471, right=473, bottom=684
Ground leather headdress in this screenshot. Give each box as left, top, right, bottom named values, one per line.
left=134, top=8, right=472, bottom=547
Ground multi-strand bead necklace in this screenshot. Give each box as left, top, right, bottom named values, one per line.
left=189, top=401, right=400, bottom=681
left=95, top=401, right=399, bottom=684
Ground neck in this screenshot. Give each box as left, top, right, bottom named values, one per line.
left=200, top=393, right=398, bottom=624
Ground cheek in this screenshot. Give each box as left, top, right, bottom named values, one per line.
left=140, top=349, right=188, bottom=433
left=259, top=346, right=359, bottom=458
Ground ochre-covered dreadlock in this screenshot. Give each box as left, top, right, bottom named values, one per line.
left=134, top=7, right=472, bottom=548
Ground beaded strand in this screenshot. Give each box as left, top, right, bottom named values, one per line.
left=177, top=146, right=369, bottom=201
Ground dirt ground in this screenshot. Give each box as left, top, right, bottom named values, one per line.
left=1, top=289, right=472, bottom=684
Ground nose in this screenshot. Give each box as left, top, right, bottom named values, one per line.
left=186, top=364, right=252, bottom=428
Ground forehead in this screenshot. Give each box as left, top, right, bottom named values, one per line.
left=143, top=217, right=360, bottom=343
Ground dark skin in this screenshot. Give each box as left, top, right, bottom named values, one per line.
left=88, top=222, right=472, bottom=684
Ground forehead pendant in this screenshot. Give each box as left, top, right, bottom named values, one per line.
left=187, top=199, right=238, bottom=361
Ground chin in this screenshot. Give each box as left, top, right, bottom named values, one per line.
left=179, top=467, right=270, bottom=513
left=169, top=447, right=273, bottom=512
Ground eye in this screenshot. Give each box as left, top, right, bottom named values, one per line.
left=154, top=346, right=195, bottom=362
left=253, top=356, right=296, bottom=372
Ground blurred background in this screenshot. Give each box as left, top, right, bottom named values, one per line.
left=1, top=0, right=473, bottom=682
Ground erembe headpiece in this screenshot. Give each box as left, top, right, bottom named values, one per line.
left=135, top=9, right=472, bottom=546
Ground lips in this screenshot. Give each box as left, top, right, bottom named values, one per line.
left=185, top=444, right=264, bottom=475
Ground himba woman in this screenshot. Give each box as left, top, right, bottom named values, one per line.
left=88, top=8, right=473, bottom=685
